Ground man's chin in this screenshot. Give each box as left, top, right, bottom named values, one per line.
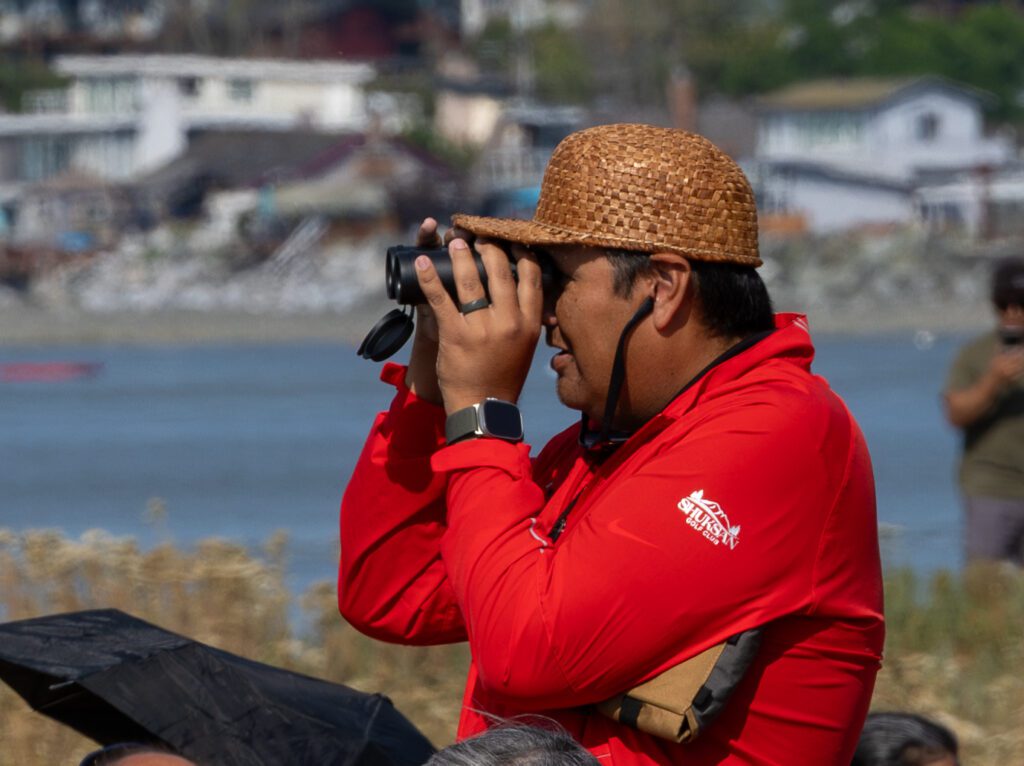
left=554, top=381, right=578, bottom=409
left=554, top=382, right=599, bottom=420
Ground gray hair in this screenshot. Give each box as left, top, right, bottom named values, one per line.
left=852, top=712, right=959, bottom=766
left=425, top=725, right=599, bottom=766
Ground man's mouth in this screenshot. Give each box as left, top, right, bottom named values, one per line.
left=546, top=332, right=572, bottom=371
left=550, top=347, right=572, bottom=373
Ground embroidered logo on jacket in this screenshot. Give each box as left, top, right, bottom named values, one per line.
left=678, top=490, right=740, bottom=550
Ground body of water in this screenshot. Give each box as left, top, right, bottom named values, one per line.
left=0, top=330, right=969, bottom=595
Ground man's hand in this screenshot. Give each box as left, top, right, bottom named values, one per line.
left=989, top=347, right=1024, bottom=386
left=414, top=237, right=543, bottom=415
left=946, top=346, right=1024, bottom=428
left=404, top=218, right=445, bottom=403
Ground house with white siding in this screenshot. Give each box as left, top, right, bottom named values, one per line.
left=0, top=54, right=377, bottom=184
left=751, top=76, right=1018, bottom=235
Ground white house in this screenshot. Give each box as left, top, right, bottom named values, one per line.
left=752, top=76, right=1018, bottom=234
left=915, top=168, right=1024, bottom=239
left=0, top=54, right=377, bottom=184
left=458, top=0, right=585, bottom=38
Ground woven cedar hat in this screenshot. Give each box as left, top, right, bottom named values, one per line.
left=453, top=123, right=761, bottom=267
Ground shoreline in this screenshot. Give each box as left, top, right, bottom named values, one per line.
left=0, top=298, right=992, bottom=347
left=0, top=296, right=392, bottom=347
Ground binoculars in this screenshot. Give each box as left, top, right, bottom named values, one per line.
left=386, top=245, right=553, bottom=305
left=359, top=244, right=553, bottom=362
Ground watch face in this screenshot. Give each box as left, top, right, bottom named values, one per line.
left=480, top=399, right=524, bottom=440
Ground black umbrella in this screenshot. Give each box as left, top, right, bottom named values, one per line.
left=0, top=609, right=436, bottom=766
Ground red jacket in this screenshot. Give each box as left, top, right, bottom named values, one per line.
left=339, top=313, right=884, bottom=766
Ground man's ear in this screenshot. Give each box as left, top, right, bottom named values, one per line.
left=646, top=253, right=693, bottom=332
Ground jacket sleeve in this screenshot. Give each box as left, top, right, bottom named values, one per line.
left=338, top=364, right=468, bottom=645
left=432, top=382, right=880, bottom=709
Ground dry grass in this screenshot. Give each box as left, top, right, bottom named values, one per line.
left=871, top=563, right=1024, bottom=764
left=0, top=529, right=1021, bottom=765
left=0, top=528, right=468, bottom=765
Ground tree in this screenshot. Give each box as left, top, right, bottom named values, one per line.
left=529, top=23, right=592, bottom=104
left=718, top=0, right=1024, bottom=119
left=0, top=58, right=68, bottom=113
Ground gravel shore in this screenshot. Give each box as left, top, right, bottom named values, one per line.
left=0, top=295, right=394, bottom=347
left=0, top=293, right=991, bottom=347
left=1, top=223, right=1005, bottom=346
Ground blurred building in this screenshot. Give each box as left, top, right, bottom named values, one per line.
left=0, top=54, right=378, bottom=185
left=249, top=1, right=428, bottom=60
left=458, top=0, right=586, bottom=38
left=696, top=95, right=758, bottom=162
left=0, top=0, right=165, bottom=45
left=2, top=126, right=460, bottom=266
left=468, top=103, right=583, bottom=197
left=136, top=129, right=459, bottom=224
left=750, top=75, right=1019, bottom=236
left=914, top=168, right=1024, bottom=240
left=431, top=47, right=582, bottom=215
left=10, top=172, right=130, bottom=251
left=434, top=70, right=512, bottom=148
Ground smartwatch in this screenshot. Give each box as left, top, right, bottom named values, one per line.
left=445, top=398, right=524, bottom=445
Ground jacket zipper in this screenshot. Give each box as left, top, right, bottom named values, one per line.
left=548, top=499, right=576, bottom=542
left=548, top=466, right=604, bottom=543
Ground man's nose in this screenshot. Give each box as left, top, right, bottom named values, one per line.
left=542, top=295, right=558, bottom=326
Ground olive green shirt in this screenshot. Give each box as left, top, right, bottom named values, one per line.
left=946, top=331, right=1024, bottom=499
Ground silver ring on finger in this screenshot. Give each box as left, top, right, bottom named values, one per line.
left=460, top=297, right=491, bottom=315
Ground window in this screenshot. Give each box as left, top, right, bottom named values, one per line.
left=20, top=136, right=72, bottom=181
left=178, top=77, right=199, bottom=97
left=228, top=79, right=254, bottom=103
left=84, top=77, right=138, bottom=114
left=916, top=112, right=940, bottom=141
left=919, top=201, right=963, bottom=229
left=793, top=112, right=862, bottom=147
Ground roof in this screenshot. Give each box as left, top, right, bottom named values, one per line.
left=0, top=113, right=136, bottom=136
left=136, top=130, right=346, bottom=193
left=25, top=171, right=120, bottom=193
left=53, top=54, right=375, bottom=84
left=288, top=134, right=458, bottom=183
left=756, top=75, right=995, bottom=112
left=756, top=159, right=912, bottom=193
left=136, top=129, right=458, bottom=198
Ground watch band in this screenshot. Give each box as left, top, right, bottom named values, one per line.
left=445, top=398, right=524, bottom=445
left=445, top=403, right=484, bottom=444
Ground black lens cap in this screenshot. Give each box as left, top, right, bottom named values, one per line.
left=357, top=307, right=415, bottom=361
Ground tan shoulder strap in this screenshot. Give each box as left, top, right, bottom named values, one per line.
left=596, top=628, right=762, bottom=743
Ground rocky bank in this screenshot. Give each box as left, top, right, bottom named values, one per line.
left=1, top=224, right=1019, bottom=345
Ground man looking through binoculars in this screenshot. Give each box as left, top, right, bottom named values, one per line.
left=339, top=124, right=884, bottom=766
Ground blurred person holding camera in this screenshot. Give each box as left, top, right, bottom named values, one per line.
left=945, top=257, right=1024, bottom=565
left=339, top=124, right=884, bottom=765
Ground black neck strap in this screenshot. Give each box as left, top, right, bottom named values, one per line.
left=579, top=296, right=654, bottom=451
left=670, top=327, right=775, bottom=402
left=579, top=321, right=776, bottom=453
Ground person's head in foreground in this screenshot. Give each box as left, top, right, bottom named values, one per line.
left=425, top=724, right=600, bottom=766
left=449, top=122, right=773, bottom=442
left=851, top=712, right=959, bottom=766
left=78, top=742, right=198, bottom=766
left=992, top=256, right=1024, bottom=337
